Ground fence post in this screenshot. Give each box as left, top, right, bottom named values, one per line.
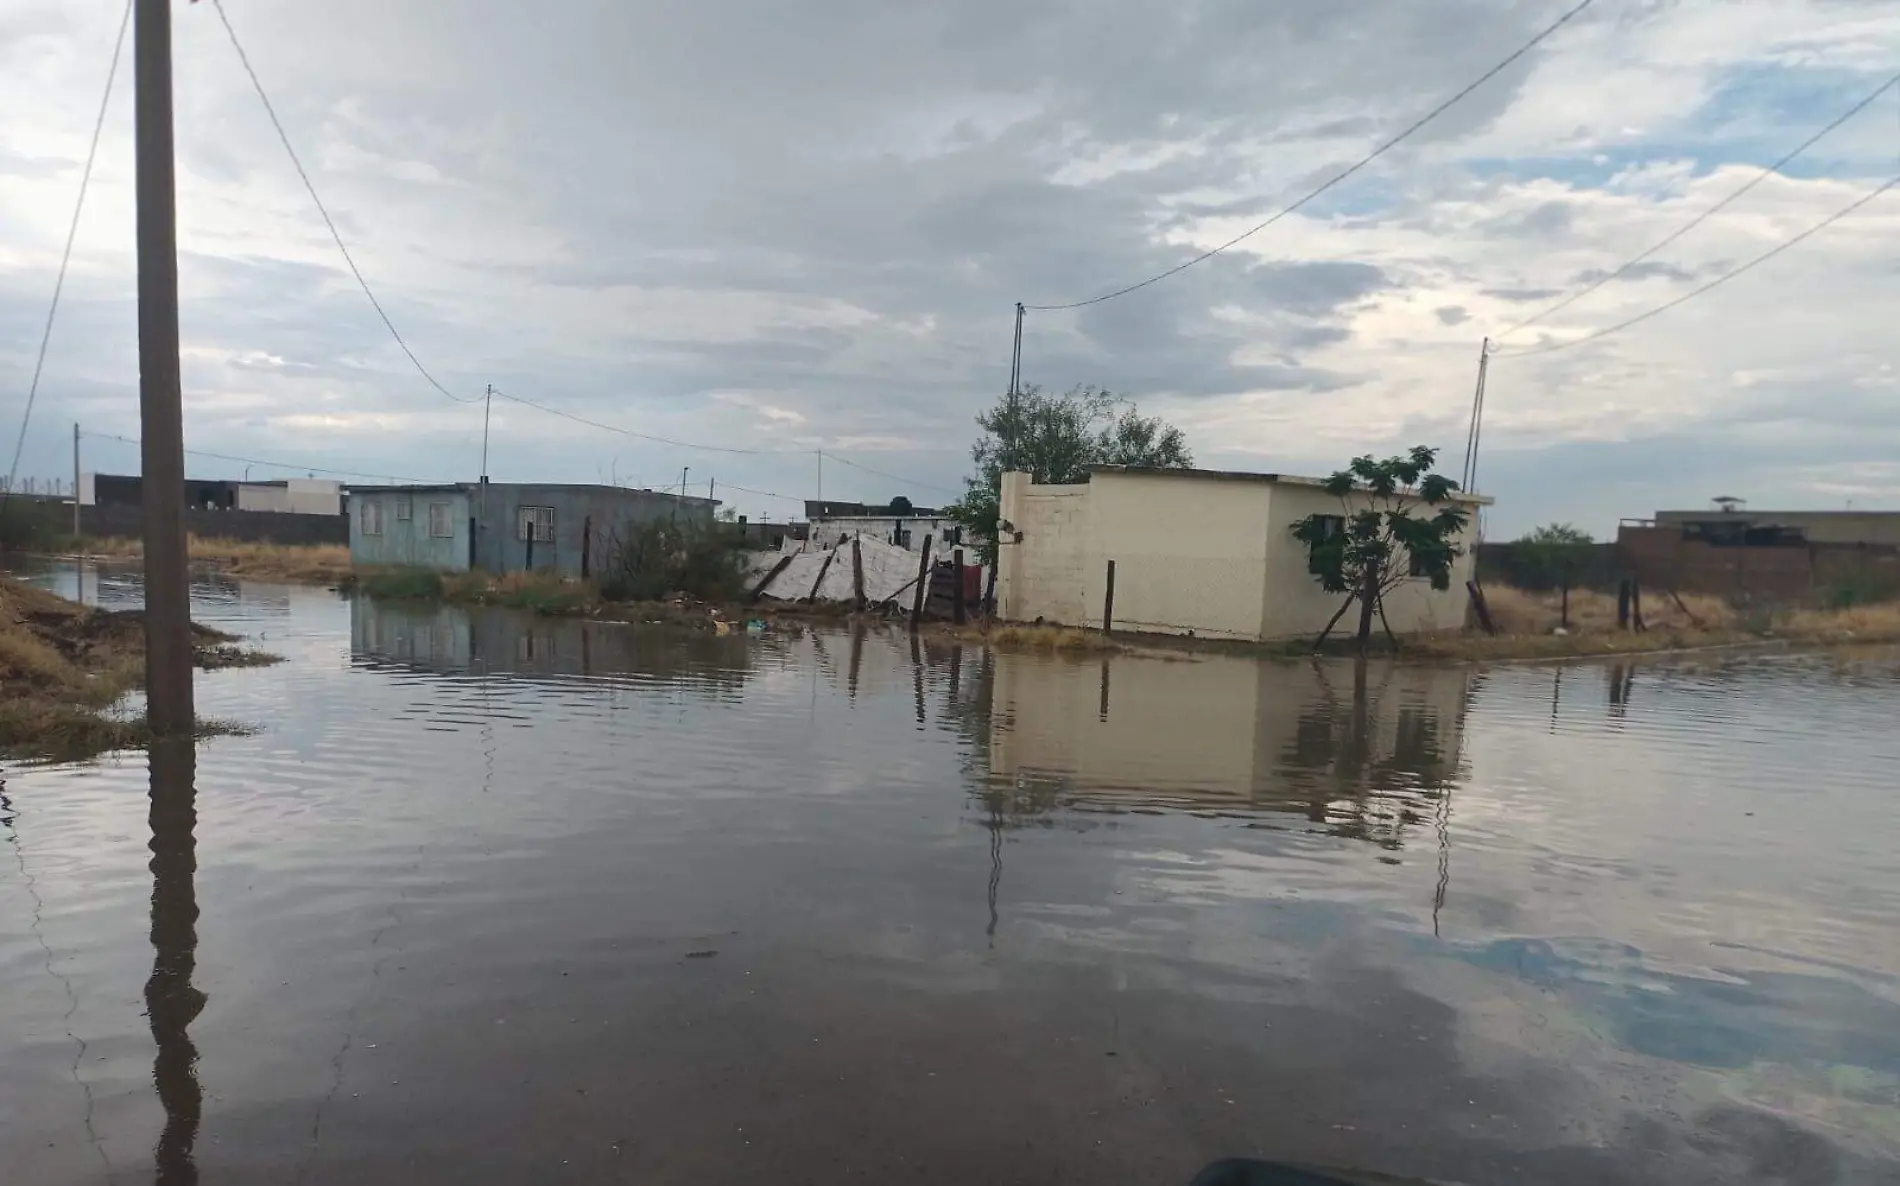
left=909, top=534, right=933, bottom=631
left=581, top=514, right=592, bottom=580
left=1102, top=559, right=1116, bottom=635
left=1631, top=579, right=1646, bottom=633
left=1617, top=579, right=1632, bottom=630
left=953, top=548, right=967, bottom=624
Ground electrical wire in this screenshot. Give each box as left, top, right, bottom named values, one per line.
left=1023, top=0, right=1599, bottom=311
left=820, top=451, right=963, bottom=496
left=82, top=431, right=444, bottom=484
left=1494, top=170, right=1900, bottom=359
left=4, top=0, right=131, bottom=501
left=487, top=387, right=800, bottom=455
left=209, top=0, right=477, bottom=405
left=1494, top=67, right=1900, bottom=341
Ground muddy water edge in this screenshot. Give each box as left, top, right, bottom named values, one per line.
left=2, top=562, right=1897, bottom=1185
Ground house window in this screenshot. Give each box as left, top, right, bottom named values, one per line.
left=1307, top=515, right=1345, bottom=573
left=517, top=505, right=555, bottom=543
left=394, top=495, right=413, bottom=521
left=361, top=498, right=384, bottom=537
left=1408, top=549, right=1432, bottom=578
left=427, top=502, right=455, bottom=538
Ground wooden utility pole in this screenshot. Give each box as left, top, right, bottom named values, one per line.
left=136, top=0, right=193, bottom=737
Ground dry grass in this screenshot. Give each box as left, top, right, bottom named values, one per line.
left=76, top=534, right=353, bottom=584
left=931, top=620, right=1124, bottom=653
left=1481, top=586, right=1735, bottom=636
left=1, top=574, right=278, bottom=760
left=1408, top=584, right=1900, bottom=662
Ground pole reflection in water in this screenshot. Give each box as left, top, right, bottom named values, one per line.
left=146, top=735, right=203, bottom=1186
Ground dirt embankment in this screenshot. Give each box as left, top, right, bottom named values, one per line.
left=0, top=576, right=275, bottom=761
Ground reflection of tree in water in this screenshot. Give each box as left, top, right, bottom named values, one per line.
left=1278, top=662, right=1463, bottom=851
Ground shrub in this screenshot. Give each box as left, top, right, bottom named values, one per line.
left=598, top=517, right=747, bottom=603
left=359, top=567, right=446, bottom=599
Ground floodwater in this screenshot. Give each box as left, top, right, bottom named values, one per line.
left=3, top=566, right=1898, bottom=1185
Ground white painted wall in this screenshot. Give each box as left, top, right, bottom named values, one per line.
left=998, top=470, right=1484, bottom=641
left=237, top=479, right=342, bottom=515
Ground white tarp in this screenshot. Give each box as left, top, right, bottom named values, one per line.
left=746, top=534, right=950, bottom=604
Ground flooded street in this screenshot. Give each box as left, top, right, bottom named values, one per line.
left=4, top=568, right=1899, bottom=1184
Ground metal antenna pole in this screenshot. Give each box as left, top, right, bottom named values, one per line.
left=72, top=422, right=82, bottom=538
left=1460, top=338, right=1489, bottom=491
left=480, top=383, right=493, bottom=480
left=135, top=0, right=193, bottom=737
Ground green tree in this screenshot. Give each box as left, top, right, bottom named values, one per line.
left=1517, top=522, right=1595, bottom=628
left=1290, top=446, right=1470, bottom=652
left=947, top=384, right=1191, bottom=565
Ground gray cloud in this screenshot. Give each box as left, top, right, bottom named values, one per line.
left=4, top=0, right=1897, bottom=528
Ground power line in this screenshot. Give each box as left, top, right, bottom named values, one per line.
left=208, top=0, right=477, bottom=405
left=1495, top=67, right=1900, bottom=341
left=82, top=431, right=444, bottom=484
left=4, top=0, right=131, bottom=500
left=1494, top=171, right=1900, bottom=359
left=1023, top=0, right=1599, bottom=311
left=821, top=451, right=962, bottom=496
left=487, top=387, right=799, bottom=456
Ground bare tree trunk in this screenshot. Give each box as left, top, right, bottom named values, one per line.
left=1355, top=557, right=1380, bottom=652
left=1312, top=594, right=1356, bottom=653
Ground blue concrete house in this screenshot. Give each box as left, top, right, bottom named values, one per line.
left=348, top=482, right=717, bottom=576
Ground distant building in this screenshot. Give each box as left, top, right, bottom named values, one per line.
left=996, top=466, right=1489, bottom=642
left=805, top=499, right=972, bottom=553
left=83, top=473, right=341, bottom=515
left=1650, top=505, right=1900, bottom=547
left=348, top=481, right=717, bottom=576
left=1620, top=500, right=1900, bottom=600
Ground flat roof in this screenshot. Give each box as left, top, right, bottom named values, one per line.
left=1086, top=465, right=1494, bottom=506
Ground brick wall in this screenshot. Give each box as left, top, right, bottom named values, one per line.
left=1616, top=524, right=1900, bottom=602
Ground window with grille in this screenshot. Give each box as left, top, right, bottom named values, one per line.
left=427, top=502, right=455, bottom=538
left=1306, top=515, right=1344, bottom=573
left=517, top=505, right=555, bottom=542
left=361, top=499, right=384, bottom=536
left=395, top=495, right=413, bottom=521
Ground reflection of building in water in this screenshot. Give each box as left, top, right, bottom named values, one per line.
left=348, top=597, right=755, bottom=691
left=986, top=652, right=1471, bottom=848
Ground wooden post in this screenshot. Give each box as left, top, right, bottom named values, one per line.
left=909, top=534, right=933, bottom=630
left=805, top=547, right=836, bottom=602
left=983, top=561, right=997, bottom=618
left=1617, top=579, right=1632, bottom=630
left=1102, top=559, right=1116, bottom=634
left=1560, top=580, right=1570, bottom=629
left=1631, top=579, right=1646, bottom=633
left=851, top=534, right=865, bottom=610
left=581, top=514, right=592, bottom=580
left=749, top=554, right=793, bottom=602
left=952, top=547, right=967, bottom=625
left=1466, top=581, right=1496, bottom=636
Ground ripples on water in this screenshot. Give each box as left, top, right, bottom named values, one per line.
left=2, top=565, right=1898, bottom=1185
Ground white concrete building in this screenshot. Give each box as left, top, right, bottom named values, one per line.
left=996, top=466, right=1490, bottom=642
left=804, top=500, right=975, bottom=554
left=236, top=478, right=343, bottom=515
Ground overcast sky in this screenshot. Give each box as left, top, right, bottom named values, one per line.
left=4, top=0, right=1899, bottom=534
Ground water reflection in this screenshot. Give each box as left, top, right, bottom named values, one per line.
left=981, top=651, right=1472, bottom=852
left=146, top=736, right=203, bottom=1185
left=349, top=596, right=756, bottom=691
